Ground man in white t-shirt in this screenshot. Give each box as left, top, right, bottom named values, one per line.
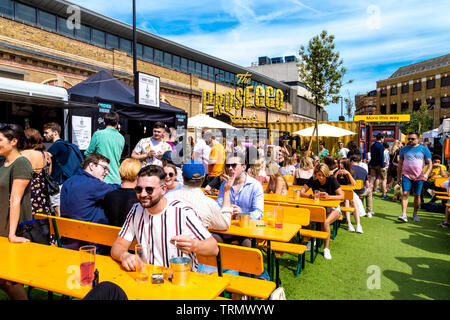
left=111, top=165, right=218, bottom=272
left=131, top=122, right=172, bottom=167
left=336, top=141, right=349, bottom=158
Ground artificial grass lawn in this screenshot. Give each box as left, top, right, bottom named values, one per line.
left=1, top=192, right=449, bottom=300
left=277, top=193, right=450, bottom=300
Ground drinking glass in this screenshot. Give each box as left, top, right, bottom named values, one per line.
left=79, top=245, right=96, bottom=286
left=314, top=190, right=320, bottom=203
left=135, top=244, right=150, bottom=282
left=274, top=206, right=284, bottom=229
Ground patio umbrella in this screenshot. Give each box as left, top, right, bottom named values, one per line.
left=188, top=113, right=236, bottom=129
left=292, top=124, right=357, bottom=137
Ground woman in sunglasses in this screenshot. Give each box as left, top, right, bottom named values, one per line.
left=164, top=163, right=182, bottom=194
left=0, top=124, right=33, bottom=300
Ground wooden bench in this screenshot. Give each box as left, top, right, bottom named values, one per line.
left=34, top=214, right=137, bottom=249
left=198, top=243, right=276, bottom=300
left=263, top=203, right=329, bottom=263
left=263, top=205, right=310, bottom=285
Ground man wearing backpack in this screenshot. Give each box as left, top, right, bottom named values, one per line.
left=43, top=122, right=83, bottom=216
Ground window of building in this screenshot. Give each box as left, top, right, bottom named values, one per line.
left=401, top=102, right=409, bottom=112
left=208, top=66, right=214, bottom=81
left=143, top=46, right=153, bottom=62
left=38, top=10, right=56, bottom=31
left=136, top=43, right=143, bottom=59
left=441, top=96, right=450, bottom=108
left=390, top=87, right=397, bottom=95
left=154, top=49, right=163, bottom=65
left=76, top=24, right=91, bottom=42
left=380, top=105, right=387, bottom=114
left=15, top=2, right=36, bottom=25
left=426, top=97, right=435, bottom=108
left=120, top=38, right=132, bottom=55
left=57, top=16, right=74, bottom=37
left=172, top=55, right=180, bottom=71
left=188, top=60, right=195, bottom=74
left=0, top=0, right=14, bottom=18
left=180, top=58, right=188, bottom=73
left=91, top=28, right=105, bottom=47
left=195, top=62, right=202, bottom=77
left=163, top=52, right=172, bottom=68
left=380, top=89, right=387, bottom=97
left=202, top=64, right=208, bottom=79
left=224, top=72, right=230, bottom=86
left=401, top=84, right=409, bottom=94
left=426, top=78, right=435, bottom=89
left=413, top=81, right=421, bottom=91
left=413, top=100, right=421, bottom=111
left=390, top=103, right=397, bottom=114
left=106, top=34, right=119, bottom=49
left=441, top=75, right=450, bottom=87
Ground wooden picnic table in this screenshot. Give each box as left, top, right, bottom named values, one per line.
left=209, top=219, right=301, bottom=282
left=263, top=193, right=341, bottom=208
left=1, top=236, right=229, bottom=300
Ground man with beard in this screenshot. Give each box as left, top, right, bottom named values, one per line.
left=111, top=165, right=218, bottom=271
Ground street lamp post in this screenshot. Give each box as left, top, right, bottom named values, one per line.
left=133, top=0, right=138, bottom=104
left=214, top=72, right=223, bottom=115
left=339, top=96, right=345, bottom=121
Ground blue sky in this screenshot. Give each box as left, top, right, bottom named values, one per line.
left=74, top=0, right=450, bottom=120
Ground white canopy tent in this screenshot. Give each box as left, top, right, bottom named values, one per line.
left=422, top=128, right=440, bottom=140
left=292, top=124, right=357, bottom=137
left=187, top=113, right=236, bottom=130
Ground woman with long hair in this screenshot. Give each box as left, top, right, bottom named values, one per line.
left=247, top=158, right=268, bottom=184
left=21, top=128, right=53, bottom=216
left=265, top=162, right=289, bottom=195
left=0, top=124, right=33, bottom=299
left=163, top=163, right=182, bottom=193
left=387, top=140, right=402, bottom=190
left=346, top=140, right=360, bottom=159
left=294, top=156, right=314, bottom=186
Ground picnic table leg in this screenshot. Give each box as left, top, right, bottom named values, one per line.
left=267, top=240, right=273, bottom=281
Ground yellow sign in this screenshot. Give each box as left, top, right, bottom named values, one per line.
left=202, top=72, right=284, bottom=116
left=354, top=114, right=411, bottom=122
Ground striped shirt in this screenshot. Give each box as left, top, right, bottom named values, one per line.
left=119, top=199, right=212, bottom=271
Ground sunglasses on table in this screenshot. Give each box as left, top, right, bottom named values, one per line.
left=134, top=185, right=161, bottom=194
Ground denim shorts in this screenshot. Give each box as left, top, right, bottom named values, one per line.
left=326, top=205, right=341, bottom=215
left=401, top=175, right=424, bottom=195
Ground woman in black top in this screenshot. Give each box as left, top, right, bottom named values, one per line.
left=104, top=158, right=141, bottom=227
left=300, top=163, right=344, bottom=260
left=334, top=158, right=363, bottom=233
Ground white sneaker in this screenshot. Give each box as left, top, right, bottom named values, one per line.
left=347, top=224, right=355, bottom=232
left=398, top=214, right=408, bottom=223
left=323, top=248, right=332, bottom=260
left=413, top=214, right=421, bottom=222
left=369, top=211, right=375, bottom=216
left=366, top=212, right=372, bottom=218
left=356, top=224, right=363, bottom=233
left=305, top=240, right=316, bottom=251
left=360, top=211, right=367, bottom=217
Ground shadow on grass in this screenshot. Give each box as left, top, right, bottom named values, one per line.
left=383, top=257, right=450, bottom=300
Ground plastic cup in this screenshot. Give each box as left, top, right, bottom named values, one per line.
left=238, top=212, right=250, bottom=228
left=265, top=212, right=276, bottom=228
left=79, top=245, right=96, bottom=286
left=274, top=206, right=284, bottom=229
left=314, top=190, right=320, bottom=203
left=135, top=244, right=150, bottom=282
left=170, top=257, right=191, bottom=286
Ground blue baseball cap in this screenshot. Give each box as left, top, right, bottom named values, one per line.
left=182, top=160, right=205, bottom=179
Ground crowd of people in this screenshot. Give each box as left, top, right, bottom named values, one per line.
left=1, top=115, right=448, bottom=300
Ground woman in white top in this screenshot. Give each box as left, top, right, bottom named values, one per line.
left=280, top=156, right=296, bottom=176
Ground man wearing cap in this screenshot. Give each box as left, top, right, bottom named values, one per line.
left=165, top=160, right=232, bottom=230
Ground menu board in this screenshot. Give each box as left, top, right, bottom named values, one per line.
left=71, top=115, right=91, bottom=150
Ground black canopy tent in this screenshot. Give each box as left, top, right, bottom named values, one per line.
left=67, top=70, right=187, bottom=156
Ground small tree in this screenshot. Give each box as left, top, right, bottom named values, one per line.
left=298, top=30, right=348, bottom=155
left=344, top=90, right=354, bottom=120
left=399, top=103, right=434, bottom=135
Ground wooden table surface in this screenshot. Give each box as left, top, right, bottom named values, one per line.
left=1, top=237, right=229, bottom=300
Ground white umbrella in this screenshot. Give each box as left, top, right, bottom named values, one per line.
left=188, top=113, right=236, bottom=130
left=292, top=124, right=357, bottom=137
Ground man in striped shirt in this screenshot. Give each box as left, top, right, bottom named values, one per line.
left=111, top=165, right=218, bottom=272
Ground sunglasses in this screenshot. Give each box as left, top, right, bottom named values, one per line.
left=225, top=163, right=240, bottom=169
left=134, top=185, right=160, bottom=194
left=408, top=138, right=416, bottom=141
left=166, top=172, right=175, bottom=178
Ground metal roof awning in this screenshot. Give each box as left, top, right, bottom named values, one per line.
left=0, top=76, right=68, bottom=101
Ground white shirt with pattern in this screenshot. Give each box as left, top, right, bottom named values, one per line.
left=119, top=199, right=212, bottom=271
left=132, top=137, right=172, bottom=167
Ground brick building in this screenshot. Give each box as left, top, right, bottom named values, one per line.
left=0, top=0, right=300, bottom=129
left=376, top=54, right=450, bottom=127
left=355, top=90, right=377, bottom=115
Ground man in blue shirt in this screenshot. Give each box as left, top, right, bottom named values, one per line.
left=214, top=153, right=264, bottom=247
left=368, top=133, right=386, bottom=197
left=61, top=153, right=119, bottom=250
